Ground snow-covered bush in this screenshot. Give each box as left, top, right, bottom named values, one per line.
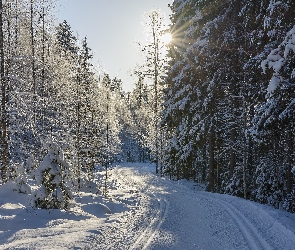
left=222, top=167, right=245, bottom=198
left=31, top=141, right=73, bottom=209
left=282, top=192, right=295, bottom=213
left=282, top=167, right=295, bottom=212
left=253, top=158, right=285, bottom=209
left=13, top=163, right=31, bottom=194
left=25, top=156, right=38, bottom=177
left=7, top=162, right=31, bottom=194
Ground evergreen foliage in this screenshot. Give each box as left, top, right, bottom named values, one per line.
left=32, top=141, right=73, bottom=209
left=0, top=0, right=294, bottom=214
left=162, top=0, right=295, bottom=211
left=0, top=0, right=128, bottom=208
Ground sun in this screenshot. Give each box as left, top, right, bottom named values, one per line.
left=160, top=33, right=172, bottom=45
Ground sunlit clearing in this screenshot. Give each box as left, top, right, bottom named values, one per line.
left=161, top=33, right=172, bottom=45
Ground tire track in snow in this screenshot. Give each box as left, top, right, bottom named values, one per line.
left=199, top=194, right=272, bottom=250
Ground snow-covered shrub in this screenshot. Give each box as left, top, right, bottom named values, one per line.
left=79, top=177, right=100, bottom=194
left=31, top=141, right=73, bottom=209
left=222, top=166, right=245, bottom=198
left=7, top=162, right=31, bottom=194
left=25, top=156, right=38, bottom=177
left=14, top=163, right=31, bottom=194
left=253, top=160, right=285, bottom=209
left=282, top=168, right=295, bottom=212
left=282, top=192, right=295, bottom=213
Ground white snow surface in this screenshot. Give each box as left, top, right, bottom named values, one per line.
left=1, top=163, right=295, bottom=249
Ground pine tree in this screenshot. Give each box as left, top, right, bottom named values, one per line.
left=123, top=70, right=152, bottom=163
left=252, top=1, right=295, bottom=209
left=140, top=9, right=169, bottom=175
left=162, top=0, right=295, bottom=211
left=32, top=140, right=73, bottom=209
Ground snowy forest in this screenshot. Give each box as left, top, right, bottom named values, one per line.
left=0, top=0, right=295, bottom=215
left=162, top=0, right=295, bottom=212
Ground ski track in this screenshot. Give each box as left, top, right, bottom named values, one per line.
left=142, top=198, right=168, bottom=250
left=2, top=164, right=295, bottom=249
left=129, top=197, right=160, bottom=250
left=112, top=167, right=169, bottom=250
left=113, top=166, right=295, bottom=250
left=200, top=195, right=272, bottom=250
left=130, top=198, right=168, bottom=250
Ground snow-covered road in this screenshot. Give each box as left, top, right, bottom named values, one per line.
left=112, top=164, right=295, bottom=250
left=1, top=163, right=295, bottom=249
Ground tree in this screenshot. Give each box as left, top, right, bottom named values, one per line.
left=56, top=20, right=78, bottom=57
left=141, top=9, right=169, bottom=174
left=122, top=70, right=152, bottom=163
left=0, top=0, right=9, bottom=183
left=32, top=140, right=73, bottom=209
left=162, top=0, right=295, bottom=211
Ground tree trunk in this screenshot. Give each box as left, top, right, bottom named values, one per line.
left=286, top=126, right=293, bottom=194
left=30, top=0, right=36, bottom=92
left=0, top=0, right=8, bottom=183
left=30, top=0, right=37, bottom=161
left=207, top=131, right=215, bottom=191
left=229, top=128, right=236, bottom=177
left=41, top=0, right=45, bottom=133
left=153, top=24, right=159, bottom=175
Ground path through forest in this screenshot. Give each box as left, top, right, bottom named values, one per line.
left=110, top=164, right=295, bottom=250
left=1, top=163, right=295, bottom=249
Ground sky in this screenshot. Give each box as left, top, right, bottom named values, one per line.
left=57, top=0, right=173, bottom=92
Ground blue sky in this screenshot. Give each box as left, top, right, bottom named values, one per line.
left=57, top=0, right=173, bottom=91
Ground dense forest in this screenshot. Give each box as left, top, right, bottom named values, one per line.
left=0, top=0, right=294, bottom=213
left=0, top=0, right=156, bottom=209
left=162, top=0, right=295, bottom=212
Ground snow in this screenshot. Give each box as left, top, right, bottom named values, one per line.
left=262, top=25, right=295, bottom=95
left=267, top=1, right=282, bottom=16
left=1, top=163, right=295, bottom=249
left=267, top=74, right=282, bottom=94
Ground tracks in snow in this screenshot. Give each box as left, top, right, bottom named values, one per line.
left=112, top=167, right=168, bottom=250
left=114, top=166, right=278, bottom=250
left=130, top=198, right=168, bottom=250
left=200, top=194, right=272, bottom=250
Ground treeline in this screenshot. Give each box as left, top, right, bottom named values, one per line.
left=161, top=0, right=295, bottom=211
left=0, top=0, right=156, bottom=209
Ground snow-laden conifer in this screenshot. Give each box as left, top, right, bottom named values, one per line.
left=32, top=140, right=73, bottom=209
